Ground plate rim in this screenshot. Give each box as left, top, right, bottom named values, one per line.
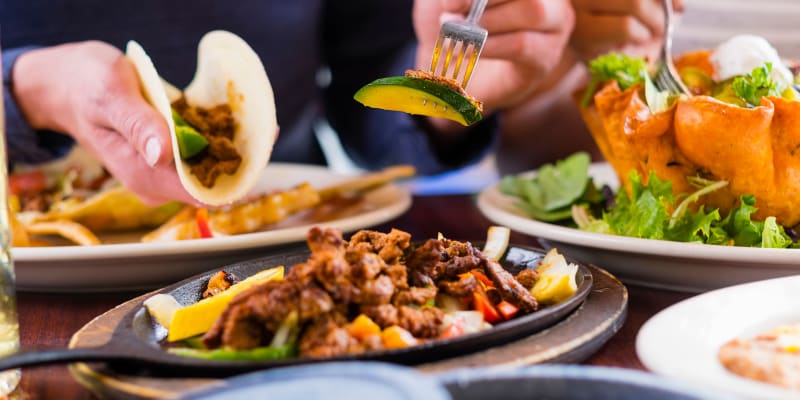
left=437, top=364, right=730, bottom=399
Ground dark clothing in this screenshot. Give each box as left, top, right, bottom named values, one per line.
left=1, top=0, right=495, bottom=174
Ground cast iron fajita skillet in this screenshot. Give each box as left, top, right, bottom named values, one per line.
left=0, top=241, right=592, bottom=377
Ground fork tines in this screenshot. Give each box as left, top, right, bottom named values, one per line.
left=428, top=21, right=487, bottom=89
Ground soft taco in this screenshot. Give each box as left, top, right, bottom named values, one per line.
left=126, top=30, right=278, bottom=206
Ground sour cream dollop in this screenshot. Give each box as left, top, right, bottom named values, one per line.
left=710, top=34, right=793, bottom=90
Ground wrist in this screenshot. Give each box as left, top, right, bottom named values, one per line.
left=11, top=46, right=71, bottom=132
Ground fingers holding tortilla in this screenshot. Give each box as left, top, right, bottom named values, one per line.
left=126, top=31, right=278, bottom=206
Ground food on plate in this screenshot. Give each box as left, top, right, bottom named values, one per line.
left=579, top=34, right=800, bottom=228
left=11, top=161, right=414, bottom=246
left=126, top=30, right=278, bottom=205
left=354, top=69, right=483, bottom=126
left=142, top=164, right=415, bottom=242
left=143, top=226, right=580, bottom=361
left=718, top=323, right=800, bottom=390
left=501, top=152, right=797, bottom=248
left=10, top=149, right=182, bottom=246
left=141, top=182, right=320, bottom=242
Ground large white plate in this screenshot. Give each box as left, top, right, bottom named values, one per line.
left=12, top=163, right=411, bottom=292
left=636, top=276, right=800, bottom=400
left=477, top=162, right=800, bottom=293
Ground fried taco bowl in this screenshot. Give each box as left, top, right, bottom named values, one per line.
left=580, top=50, right=800, bottom=227
left=127, top=30, right=278, bottom=206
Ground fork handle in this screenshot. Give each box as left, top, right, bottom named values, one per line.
left=466, top=0, right=488, bottom=24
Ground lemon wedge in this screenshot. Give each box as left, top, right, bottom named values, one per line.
left=168, top=266, right=284, bottom=342
left=482, top=226, right=510, bottom=261
left=143, top=293, right=183, bottom=329
left=530, top=248, right=578, bottom=305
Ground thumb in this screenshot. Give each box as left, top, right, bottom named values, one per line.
left=102, top=60, right=174, bottom=167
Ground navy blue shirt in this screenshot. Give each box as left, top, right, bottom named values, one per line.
left=1, top=0, right=494, bottom=175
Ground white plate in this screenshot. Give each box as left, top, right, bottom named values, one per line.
left=12, top=163, right=411, bottom=292
left=636, top=276, right=800, bottom=400
left=477, top=162, right=800, bottom=293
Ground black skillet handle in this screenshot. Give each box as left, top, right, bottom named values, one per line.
left=0, top=346, right=131, bottom=371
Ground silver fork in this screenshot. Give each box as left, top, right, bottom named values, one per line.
left=654, top=0, right=691, bottom=95
left=428, top=0, right=489, bottom=89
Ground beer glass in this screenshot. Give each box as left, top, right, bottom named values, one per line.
left=0, top=33, right=22, bottom=394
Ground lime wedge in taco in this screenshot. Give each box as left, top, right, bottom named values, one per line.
left=126, top=30, right=278, bottom=206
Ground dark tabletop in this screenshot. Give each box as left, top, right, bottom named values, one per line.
left=14, top=194, right=694, bottom=399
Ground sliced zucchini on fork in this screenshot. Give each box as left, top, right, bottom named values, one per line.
left=354, top=76, right=483, bottom=126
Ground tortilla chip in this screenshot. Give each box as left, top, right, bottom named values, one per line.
left=9, top=208, right=30, bottom=247
left=25, top=220, right=101, bottom=246
left=44, top=186, right=182, bottom=232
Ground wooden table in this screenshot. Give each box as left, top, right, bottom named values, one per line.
left=13, top=195, right=694, bottom=399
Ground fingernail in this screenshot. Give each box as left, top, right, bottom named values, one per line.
left=144, top=137, right=162, bottom=167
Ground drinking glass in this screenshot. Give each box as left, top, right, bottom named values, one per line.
left=0, top=34, right=22, bottom=394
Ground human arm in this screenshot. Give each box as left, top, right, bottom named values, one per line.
left=7, top=41, right=198, bottom=205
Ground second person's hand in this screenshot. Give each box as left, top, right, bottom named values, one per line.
left=569, top=0, right=685, bottom=63
left=413, top=0, right=575, bottom=119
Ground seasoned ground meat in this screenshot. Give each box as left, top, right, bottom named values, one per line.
left=397, top=306, right=444, bottom=338
left=515, top=269, right=539, bottom=290
left=172, top=97, right=239, bottom=188
left=203, top=227, right=538, bottom=356
left=299, top=313, right=359, bottom=358
left=406, top=238, right=483, bottom=286
left=438, top=274, right=478, bottom=298
left=393, top=286, right=438, bottom=306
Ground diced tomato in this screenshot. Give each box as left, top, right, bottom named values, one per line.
left=496, top=300, right=519, bottom=320
left=196, top=208, right=213, bottom=238
left=439, top=317, right=465, bottom=339
left=470, top=269, right=494, bottom=288
left=9, top=170, right=47, bottom=196
left=473, top=290, right=501, bottom=324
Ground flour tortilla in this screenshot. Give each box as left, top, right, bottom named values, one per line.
left=126, top=31, right=277, bottom=206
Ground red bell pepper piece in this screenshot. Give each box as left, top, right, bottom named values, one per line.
left=196, top=208, right=213, bottom=238
left=9, top=170, right=47, bottom=196
left=473, top=290, right=501, bottom=324
left=496, top=300, right=519, bottom=320
left=470, top=269, right=494, bottom=288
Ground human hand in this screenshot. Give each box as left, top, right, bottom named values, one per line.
left=11, top=41, right=200, bottom=205
left=413, top=0, right=575, bottom=117
left=569, top=0, right=684, bottom=63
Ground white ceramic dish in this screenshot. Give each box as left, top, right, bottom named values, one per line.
left=12, top=163, right=411, bottom=292
left=636, top=275, right=800, bottom=400
left=477, top=162, right=800, bottom=293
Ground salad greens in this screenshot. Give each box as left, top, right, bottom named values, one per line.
left=503, top=154, right=797, bottom=249
left=500, top=152, right=603, bottom=222
left=731, top=63, right=781, bottom=107
left=581, top=53, right=647, bottom=107
left=580, top=52, right=676, bottom=112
